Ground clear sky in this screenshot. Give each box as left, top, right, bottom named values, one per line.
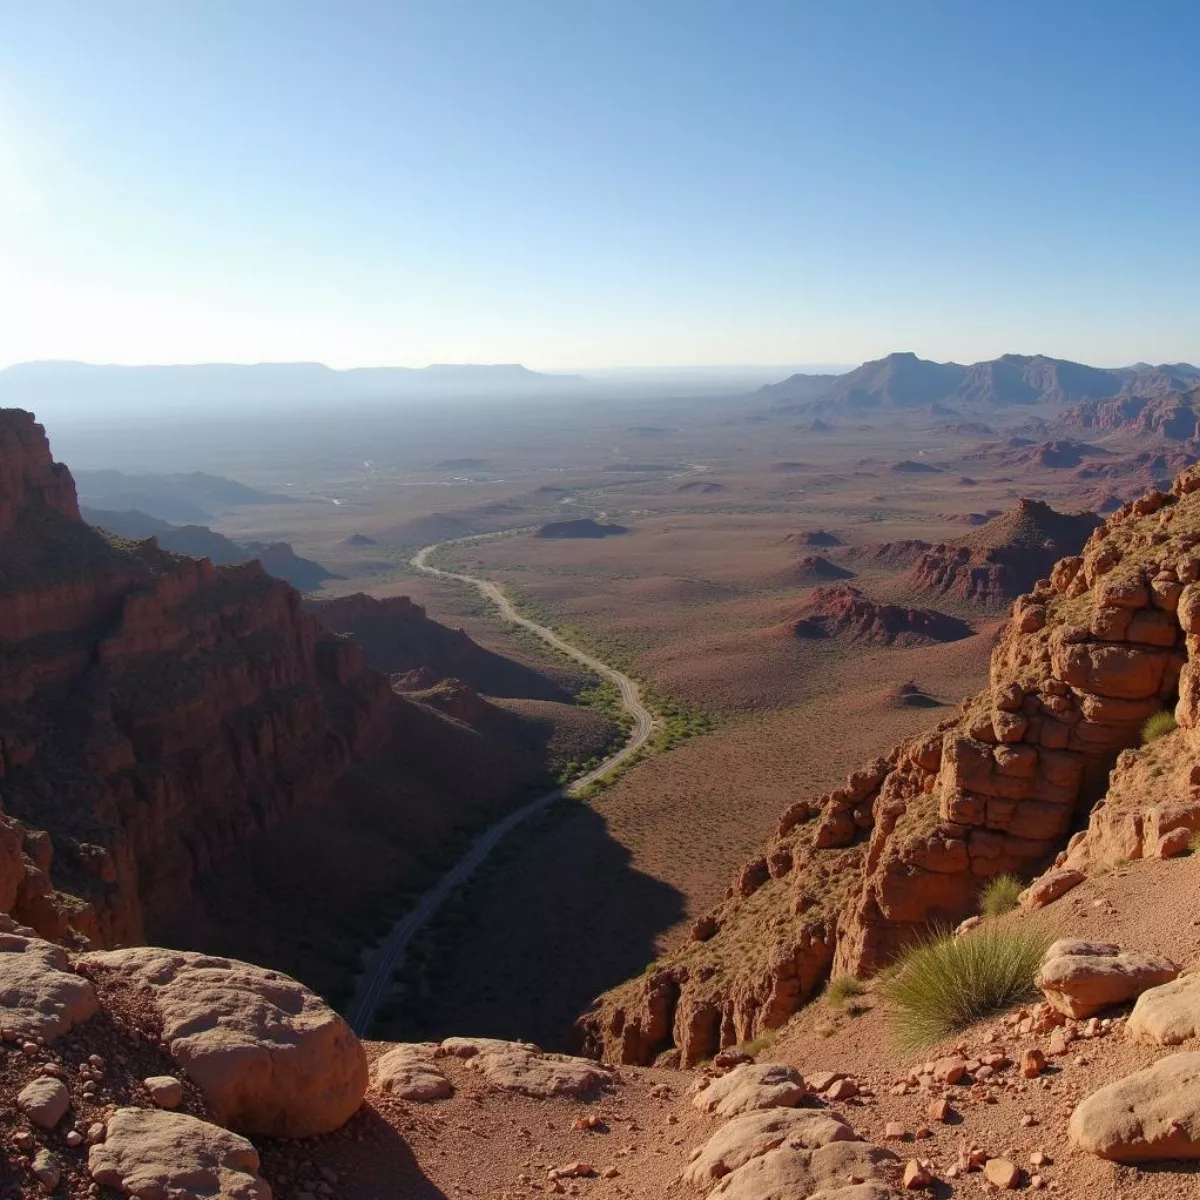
left=1, top=0, right=1198, bottom=370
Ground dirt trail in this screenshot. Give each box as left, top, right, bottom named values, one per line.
left=345, top=534, right=655, bottom=1035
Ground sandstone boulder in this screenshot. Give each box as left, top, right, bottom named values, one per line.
left=1018, top=869, right=1084, bottom=910
left=17, top=1076, right=70, bottom=1129
left=89, top=1108, right=271, bottom=1199
left=692, top=1063, right=806, bottom=1117
left=1128, top=973, right=1200, bottom=1045
left=1069, top=1052, right=1200, bottom=1161
left=1035, top=939, right=1178, bottom=1019
left=144, top=1075, right=184, bottom=1109
left=82, top=947, right=367, bottom=1137
left=439, top=1037, right=606, bottom=1098
left=710, top=1138, right=898, bottom=1200
left=0, top=933, right=98, bottom=1041
left=683, top=1108, right=858, bottom=1185
left=373, top=1044, right=453, bottom=1101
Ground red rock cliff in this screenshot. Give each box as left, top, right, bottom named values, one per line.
left=0, top=410, right=395, bottom=948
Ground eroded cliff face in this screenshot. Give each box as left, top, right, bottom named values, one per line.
left=0, top=410, right=433, bottom=956
left=577, top=469, right=1200, bottom=1067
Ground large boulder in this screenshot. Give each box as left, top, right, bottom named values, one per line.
left=89, top=1108, right=271, bottom=1199
left=710, top=1138, right=898, bottom=1200
left=0, top=932, right=98, bottom=1041
left=1069, top=1053, right=1200, bottom=1161
left=683, top=1108, right=858, bottom=1186
left=1035, top=939, right=1178, bottom=1019
left=81, top=947, right=367, bottom=1137
left=1018, top=869, right=1084, bottom=910
left=439, top=1037, right=607, bottom=1098
left=1128, top=973, right=1200, bottom=1045
left=373, top=1044, right=453, bottom=1101
left=692, top=1063, right=807, bottom=1117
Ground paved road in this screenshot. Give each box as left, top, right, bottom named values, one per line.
left=345, top=535, right=655, bottom=1036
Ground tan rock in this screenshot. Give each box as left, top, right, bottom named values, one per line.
left=1019, top=1048, right=1045, bottom=1079
left=691, top=1062, right=806, bottom=1117
left=373, top=1044, right=453, bottom=1101
left=710, top=1139, right=897, bottom=1200
left=82, top=946, right=366, bottom=1137
left=143, top=1075, right=183, bottom=1109
left=683, top=1108, right=857, bottom=1185
left=1036, top=940, right=1178, bottom=1018
left=983, top=1157, right=1020, bottom=1188
left=1018, top=869, right=1084, bottom=910
left=0, top=933, right=98, bottom=1041
left=903, top=1159, right=933, bottom=1189
left=18, top=1076, right=70, bottom=1129
left=88, top=1108, right=271, bottom=1199
left=1069, top=1052, right=1200, bottom=1161
left=440, top=1037, right=606, bottom=1098
left=1128, top=973, right=1200, bottom=1044
left=31, top=1148, right=60, bottom=1192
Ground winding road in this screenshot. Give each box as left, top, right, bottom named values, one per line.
left=345, top=535, right=656, bottom=1036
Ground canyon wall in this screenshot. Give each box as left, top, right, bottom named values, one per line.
left=577, top=472, right=1200, bottom=1066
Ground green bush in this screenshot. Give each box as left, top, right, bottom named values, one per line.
left=827, top=975, right=865, bottom=1008
left=980, top=873, right=1023, bottom=918
left=882, top=924, right=1051, bottom=1049
left=1142, top=710, right=1178, bottom=744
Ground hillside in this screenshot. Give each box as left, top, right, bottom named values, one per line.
left=82, top=506, right=338, bottom=591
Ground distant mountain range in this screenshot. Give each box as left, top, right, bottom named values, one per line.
left=0, top=360, right=587, bottom=415
left=761, top=352, right=1200, bottom=416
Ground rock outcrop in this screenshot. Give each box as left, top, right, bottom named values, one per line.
left=1069, top=1052, right=1200, bottom=1161
left=577, top=466, right=1200, bottom=1065
left=80, top=946, right=367, bottom=1137
left=373, top=1044, right=453, bottom=1101
left=438, top=1037, right=609, bottom=1098
left=1127, top=973, right=1200, bottom=1045
left=1034, top=939, right=1178, bottom=1019
left=786, top=585, right=970, bottom=646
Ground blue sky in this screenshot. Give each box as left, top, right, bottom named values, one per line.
left=1, top=0, right=1197, bottom=369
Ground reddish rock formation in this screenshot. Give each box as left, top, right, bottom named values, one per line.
left=0, top=410, right=546, bottom=975
left=1061, top=386, right=1200, bottom=441
left=576, top=466, right=1200, bottom=1067
left=788, top=556, right=854, bottom=584
left=783, top=530, right=843, bottom=548
left=786, top=585, right=969, bottom=646
left=309, top=592, right=572, bottom=700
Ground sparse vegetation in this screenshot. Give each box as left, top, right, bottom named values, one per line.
left=739, top=1032, right=776, bottom=1056
left=826, top=975, right=865, bottom=1008
left=882, top=924, right=1051, bottom=1049
left=979, top=873, right=1023, bottom=918
left=1142, top=709, right=1178, bottom=743
left=1189, top=830, right=1200, bottom=856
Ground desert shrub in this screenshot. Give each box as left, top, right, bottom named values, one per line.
left=827, top=976, right=865, bottom=1008
left=1142, top=710, right=1178, bottom=744
left=980, top=873, right=1023, bottom=918
left=740, top=1032, right=776, bottom=1056
left=1190, top=830, right=1200, bottom=856
left=882, top=924, right=1051, bottom=1049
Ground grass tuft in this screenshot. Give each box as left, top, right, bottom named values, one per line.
left=827, top=975, right=866, bottom=1008
left=882, top=923, right=1051, bottom=1050
left=1189, top=830, right=1200, bottom=856
left=1142, top=710, right=1178, bottom=744
left=979, top=873, right=1023, bottom=918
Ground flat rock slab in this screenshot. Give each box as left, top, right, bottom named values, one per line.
left=1069, top=1052, right=1200, bottom=1161
left=693, top=1063, right=807, bottom=1117
left=439, top=1037, right=607, bottom=1098
left=684, top=1108, right=858, bottom=1186
left=710, top=1138, right=899, bottom=1200
left=0, top=933, right=98, bottom=1041
left=1036, top=938, right=1178, bottom=1019
left=373, top=1044, right=453, bottom=1101
left=82, top=946, right=367, bottom=1137
left=1128, top=973, right=1200, bottom=1045
left=89, top=1108, right=271, bottom=1199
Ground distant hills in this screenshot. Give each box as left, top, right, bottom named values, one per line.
left=0, top=360, right=586, bottom=415
left=761, top=352, right=1200, bottom=416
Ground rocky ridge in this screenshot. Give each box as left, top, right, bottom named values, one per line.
left=577, top=463, right=1200, bottom=1067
